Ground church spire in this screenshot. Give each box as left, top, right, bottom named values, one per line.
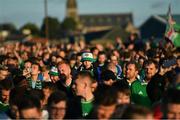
left=67, top=0, right=77, bottom=9
left=66, top=0, right=78, bottom=21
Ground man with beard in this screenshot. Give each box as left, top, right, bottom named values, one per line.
left=57, top=61, right=74, bottom=99
left=131, top=60, right=158, bottom=108
left=125, top=61, right=139, bottom=86
left=49, top=66, right=59, bottom=83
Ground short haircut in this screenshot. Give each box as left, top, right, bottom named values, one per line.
left=144, top=59, right=158, bottom=69
left=107, top=62, right=116, bottom=69
left=0, top=77, right=13, bottom=91
left=98, top=51, right=106, bottom=57
left=47, top=90, right=67, bottom=107
left=76, top=71, right=94, bottom=83
left=25, top=89, right=45, bottom=101
left=126, top=61, right=139, bottom=72
left=18, top=95, right=41, bottom=112
left=57, top=61, right=71, bottom=71
left=101, top=70, right=116, bottom=81
left=57, top=61, right=70, bottom=67
left=24, top=60, right=32, bottom=64
left=91, top=47, right=98, bottom=53
left=41, top=65, right=50, bottom=72
left=121, top=105, right=152, bottom=119
left=9, top=87, right=26, bottom=106
left=13, top=76, right=27, bottom=88
left=94, top=85, right=117, bottom=106
left=31, top=62, right=41, bottom=71
left=162, top=88, right=180, bottom=118
left=112, top=80, right=130, bottom=96
left=110, top=54, right=118, bottom=60
left=42, top=82, right=57, bottom=91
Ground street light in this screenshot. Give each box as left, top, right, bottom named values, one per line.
left=44, top=0, right=49, bottom=40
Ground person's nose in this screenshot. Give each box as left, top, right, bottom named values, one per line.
left=146, top=68, right=150, bottom=73
left=3, top=95, right=7, bottom=99
left=148, top=69, right=151, bottom=74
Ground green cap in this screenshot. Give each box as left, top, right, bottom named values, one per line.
left=49, top=66, right=59, bottom=76
left=81, top=52, right=95, bottom=62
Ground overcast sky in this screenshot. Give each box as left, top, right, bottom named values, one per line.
left=0, top=0, right=179, bottom=28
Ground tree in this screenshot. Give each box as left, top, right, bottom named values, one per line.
left=0, top=23, right=17, bottom=33
left=41, top=16, right=61, bottom=39
left=20, top=23, right=40, bottom=36
left=61, top=17, right=77, bottom=35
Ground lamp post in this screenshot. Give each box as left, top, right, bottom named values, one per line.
left=44, top=0, right=49, bottom=40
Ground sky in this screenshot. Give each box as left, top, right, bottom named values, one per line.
left=0, top=0, right=179, bottom=28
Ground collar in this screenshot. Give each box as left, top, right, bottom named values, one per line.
left=81, top=97, right=94, bottom=103
left=99, top=63, right=104, bottom=67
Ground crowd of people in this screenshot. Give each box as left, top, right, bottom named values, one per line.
left=0, top=34, right=179, bottom=119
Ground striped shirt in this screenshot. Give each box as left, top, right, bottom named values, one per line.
left=27, top=77, right=42, bottom=90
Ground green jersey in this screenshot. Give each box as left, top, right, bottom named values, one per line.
left=131, top=80, right=152, bottom=108
left=81, top=98, right=94, bottom=117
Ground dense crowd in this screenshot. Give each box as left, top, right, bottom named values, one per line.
left=0, top=34, right=180, bottom=119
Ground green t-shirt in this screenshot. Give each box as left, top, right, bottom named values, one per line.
left=131, top=80, right=152, bottom=108
left=81, top=99, right=94, bottom=117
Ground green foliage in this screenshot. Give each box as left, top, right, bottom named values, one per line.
left=41, top=16, right=61, bottom=39
left=20, top=23, right=40, bottom=36
left=61, top=17, right=77, bottom=32
left=0, top=23, right=17, bottom=33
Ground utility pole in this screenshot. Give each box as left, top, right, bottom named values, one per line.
left=44, top=0, right=49, bottom=40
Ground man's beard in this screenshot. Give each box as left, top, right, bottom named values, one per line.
left=60, top=73, right=67, bottom=83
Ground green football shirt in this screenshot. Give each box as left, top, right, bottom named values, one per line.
left=131, top=80, right=152, bottom=108
left=81, top=98, right=94, bottom=117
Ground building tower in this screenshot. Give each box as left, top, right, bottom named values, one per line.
left=66, top=0, right=79, bottom=22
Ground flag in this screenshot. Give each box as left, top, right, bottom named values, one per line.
left=165, top=4, right=180, bottom=47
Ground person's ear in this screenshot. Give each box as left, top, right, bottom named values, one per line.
left=135, top=70, right=138, bottom=75
left=156, top=69, right=158, bottom=73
